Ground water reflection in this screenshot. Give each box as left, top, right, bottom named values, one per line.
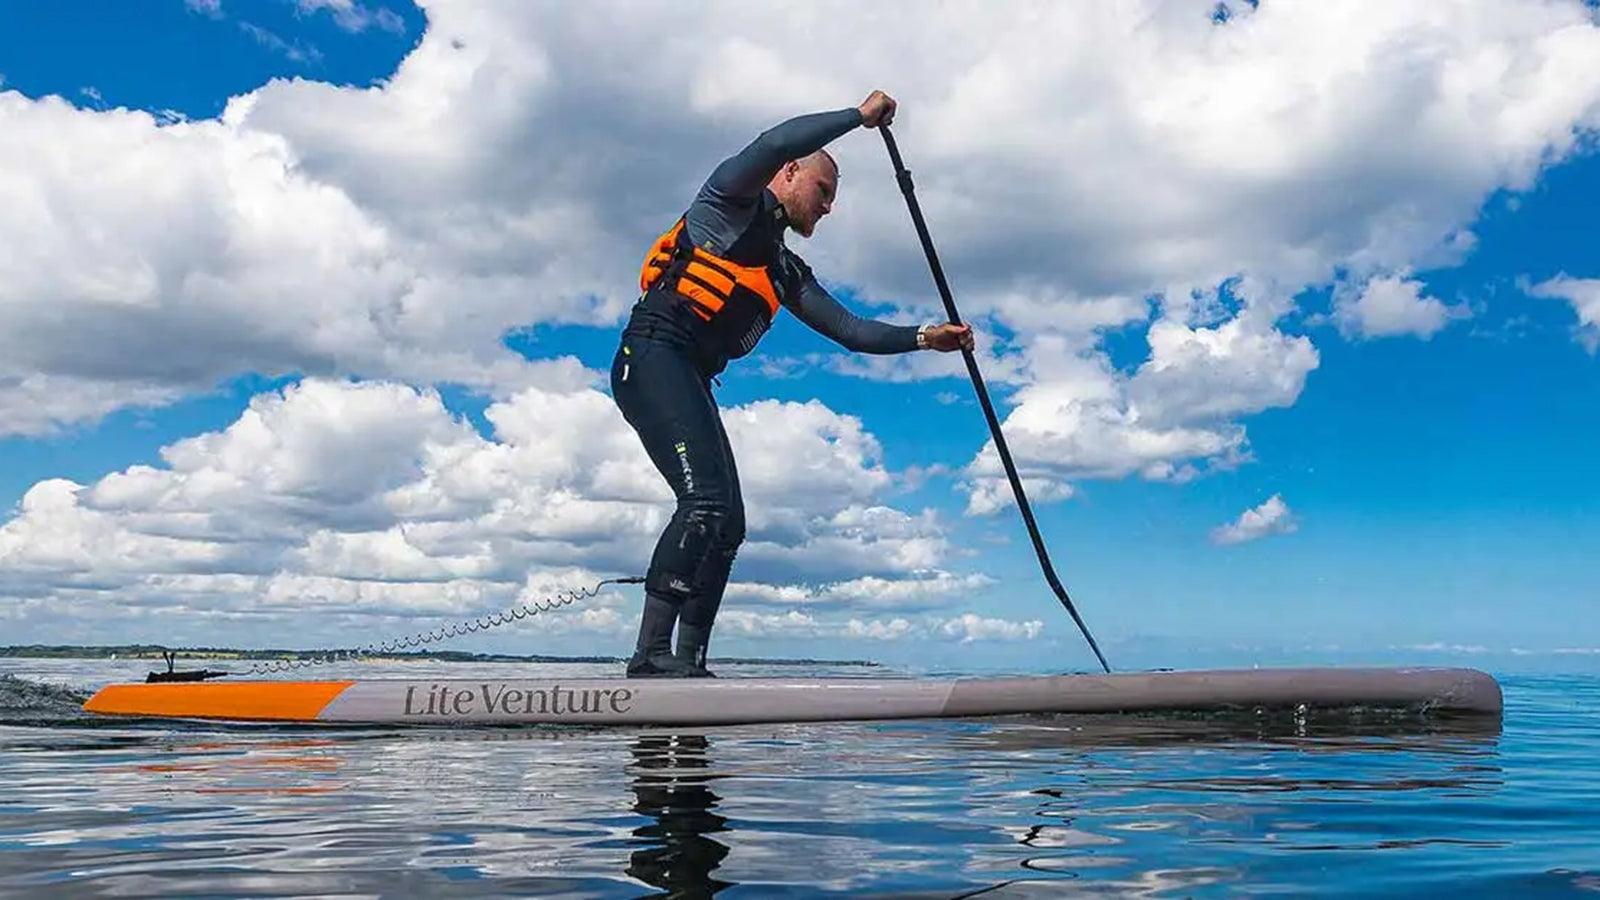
left=3, top=669, right=1576, bottom=898
left=942, top=708, right=1503, bottom=753
left=626, top=733, right=731, bottom=898
left=985, top=714, right=1507, bottom=889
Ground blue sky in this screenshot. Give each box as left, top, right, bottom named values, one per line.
left=1, top=1, right=1597, bottom=673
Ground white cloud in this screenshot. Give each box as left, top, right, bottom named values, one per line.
left=1335, top=275, right=1459, bottom=340
left=238, top=22, right=323, bottom=65
left=719, top=400, right=892, bottom=519
left=938, top=613, right=1045, bottom=644
left=715, top=609, right=826, bottom=639
left=725, top=572, right=993, bottom=611
left=0, top=376, right=181, bottom=438
left=0, top=378, right=960, bottom=638
left=1399, top=642, right=1493, bottom=654
left=963, top=314, right=1314, bottom=514
left=967, top=475, right=1078, bottom=518
left=4, top=0, right=1600, bottom=649
left=845, top=617, right=916, bottom=641
left=1210, top=494, right=1297, bottom=546
left=0, top=92, right=448, bottom=434
left=1528, top=274, right=1600, bottom=352
left=1131, top=304, right=1321, bottom=427
left=294, top=0, right=405, bottom=33
left=711, top=609, right=1046, bottom=644
left=0, top=0, right=1593, bottom=446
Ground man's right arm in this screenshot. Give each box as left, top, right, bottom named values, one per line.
left=703, top=108, right=864, bottom=201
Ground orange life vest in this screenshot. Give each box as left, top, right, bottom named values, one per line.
left=639, top=219, right=782, bottom=359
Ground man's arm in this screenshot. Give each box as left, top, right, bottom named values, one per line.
left=785, top=256, right=920, bottom=354
left=704, top=108, right=864, bottom=201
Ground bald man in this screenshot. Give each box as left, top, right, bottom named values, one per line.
left=611, top=90, right=973, bottom=677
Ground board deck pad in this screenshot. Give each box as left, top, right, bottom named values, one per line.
left=81, top=667, right=1502, bottom=725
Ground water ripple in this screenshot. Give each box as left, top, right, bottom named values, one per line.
left=1, top=661, right=1595, bottom=896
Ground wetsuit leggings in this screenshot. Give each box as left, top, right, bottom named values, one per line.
left=610, top=315, right=744, bottom=634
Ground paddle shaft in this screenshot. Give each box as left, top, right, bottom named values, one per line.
left=878, top=126, right=1111, bottom=674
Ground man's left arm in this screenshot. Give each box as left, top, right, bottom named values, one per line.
left=784, top=256, right=920, bottom=354
left=783, top=253, right=975, bottom=354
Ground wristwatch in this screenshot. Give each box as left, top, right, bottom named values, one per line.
left=916, top=323, right=932, bottom=350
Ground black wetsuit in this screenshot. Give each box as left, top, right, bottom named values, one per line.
left=611, top=108, right=920, bottom=665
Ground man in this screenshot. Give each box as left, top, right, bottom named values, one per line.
left=611, top=90, right=974, bottom=677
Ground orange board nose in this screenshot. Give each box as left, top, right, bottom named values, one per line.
left=84, top=681, right=355, bottom=721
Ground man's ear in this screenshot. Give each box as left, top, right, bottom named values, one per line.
left=783, top=160, right=799, bottom=181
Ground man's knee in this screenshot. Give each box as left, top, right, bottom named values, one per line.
left=649, top=501, right=736, bottom=598
left=716, top=501, right=746, bottom=554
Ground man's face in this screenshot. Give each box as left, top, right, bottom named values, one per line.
left=791, top=160, right=838, bottom=237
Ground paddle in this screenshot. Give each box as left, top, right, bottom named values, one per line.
left=878, top=125, right=1111, bottom=674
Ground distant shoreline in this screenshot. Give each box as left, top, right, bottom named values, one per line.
left=0, top=644, right=880, bottom=668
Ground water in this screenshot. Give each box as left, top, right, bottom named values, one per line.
left=2, top=658, right=1596, bottom=897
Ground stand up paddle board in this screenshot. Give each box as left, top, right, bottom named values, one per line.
left=82, top=667, right=1501, bottom=725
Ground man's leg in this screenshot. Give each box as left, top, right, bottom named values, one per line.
left=611, top=336, right=737, bottom=677
left=675, top=410, right=745, bottom=672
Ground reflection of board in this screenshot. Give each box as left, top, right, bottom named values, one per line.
left=82, top=667, right=1502, bottom=725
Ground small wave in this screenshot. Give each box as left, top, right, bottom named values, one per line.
left=0, top=674, right=95, bottom=726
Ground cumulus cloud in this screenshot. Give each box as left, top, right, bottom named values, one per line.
left=0, top=91, right=445, bottom=434
left=964, top=313, right=1315, bottom=514
left=724, top=572, right=994, bottom=611
left=715, top=609, right=826, bottom=640
left=5, top=0, right=1600, bottom=644
left=938, top=613, right=1045, bottom=643
left=846, top=617, right=917, bottom=641
left=717, top=609, right=1044, bottom=644
left=1334, top=275, right=1460, bottom=340
left=1210, top=494, right=1297, bottom=546
left=0, top=378, right=963, bottom=641
left=1, top=0, right=1594, bottom=449
left=1132, top=303, right=1321, bottom=427
left=1528, top=274, right=1600, bottom=352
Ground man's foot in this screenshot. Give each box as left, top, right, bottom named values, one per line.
left=674, top=621, right=716, bottom=678
left=628, top=594, right=693, bottom=678
left=625, top=652, right=704, bottom=678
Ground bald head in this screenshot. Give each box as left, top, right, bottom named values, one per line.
left=769, top=150, right=840, bottom=238
left=805, top=149, right=838, bottom=178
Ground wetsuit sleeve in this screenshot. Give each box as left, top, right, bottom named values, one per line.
left=704, top=108, right=865, bottom=200
left=785, top=254, right=920, bottom=354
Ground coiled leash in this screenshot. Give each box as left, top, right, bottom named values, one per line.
left=144, top=577, right=642, bottom=681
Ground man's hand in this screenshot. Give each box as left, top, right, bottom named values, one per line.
left=922, top=323, right=974, bottom=352
left=858, top=90, right=897, bottom=128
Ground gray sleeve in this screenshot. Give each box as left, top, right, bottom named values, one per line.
left=704, top=108, right=864, bottom=200
left=784, top=255, right=920, bottom=355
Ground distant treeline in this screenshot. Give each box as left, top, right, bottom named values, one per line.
left=0, top=644, right=879, bottom=667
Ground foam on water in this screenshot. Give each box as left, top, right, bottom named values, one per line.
left=0, top=674, right=92, bottom=726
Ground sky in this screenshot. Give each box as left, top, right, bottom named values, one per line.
left=1, top=0, right=1598, bottom=674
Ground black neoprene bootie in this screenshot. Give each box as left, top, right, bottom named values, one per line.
left=673, top=621, right=718, bottom=678
left=626, top=594, right=701, bottom=678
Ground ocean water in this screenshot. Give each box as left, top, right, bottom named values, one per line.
left=1, top=658, right=1596, bottom=898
